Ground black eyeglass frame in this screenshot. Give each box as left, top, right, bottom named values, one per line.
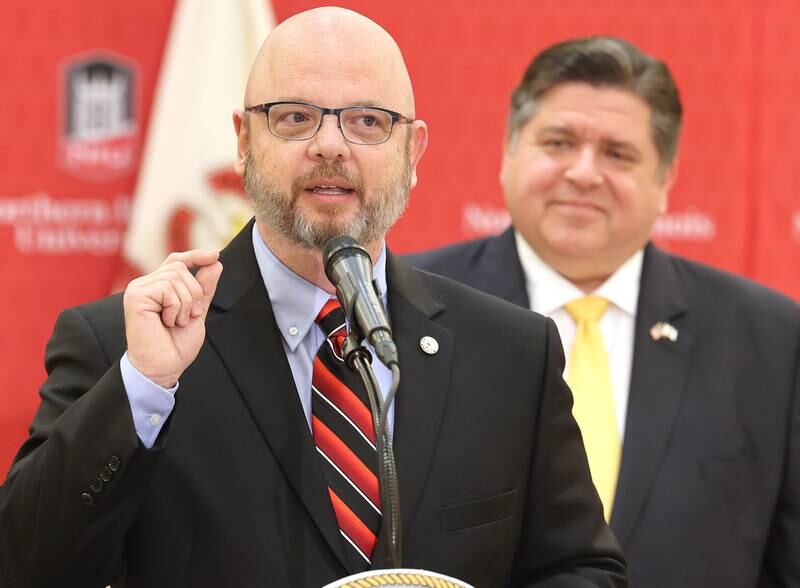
left=243, top=101, right=415, bottom=145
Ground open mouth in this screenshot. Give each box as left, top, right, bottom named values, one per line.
left=309, top=185, right=354, bottom=195
left=305, top=178, right=355, bottom=196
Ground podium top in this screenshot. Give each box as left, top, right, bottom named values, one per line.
left=323, top=568, right=474, bottom=588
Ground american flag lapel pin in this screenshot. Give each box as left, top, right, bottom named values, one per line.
left=650, top=321, right=679, bottom=342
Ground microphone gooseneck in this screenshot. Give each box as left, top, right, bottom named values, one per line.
left=323, top=236, right=403, bottom=569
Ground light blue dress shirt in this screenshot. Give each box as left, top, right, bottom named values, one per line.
left=121, top=224, right=394, bottom=448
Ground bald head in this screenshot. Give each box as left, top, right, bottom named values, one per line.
left=244, top=7, right=415, bottom=116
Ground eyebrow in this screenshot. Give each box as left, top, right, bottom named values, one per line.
left=536, top=125, right=575, bottom=137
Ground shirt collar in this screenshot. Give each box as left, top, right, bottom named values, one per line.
left=251, top=224, right=388, bottom=351
left=514, top=230, right=642, bottom=316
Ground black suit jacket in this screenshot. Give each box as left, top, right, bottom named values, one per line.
left=0, top=223, right=626, bottom=588
left=407, top=228, right=800, bottom=588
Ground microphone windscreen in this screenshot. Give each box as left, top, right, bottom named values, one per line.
left=323, top=236, right=370, bottom=278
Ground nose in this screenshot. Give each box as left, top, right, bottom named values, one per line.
left=307, top=114, right=351, bottom=162
left=564, top=146, right=602, bottom=189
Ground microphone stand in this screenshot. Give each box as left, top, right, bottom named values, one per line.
left=342, top=333, right=402, bottom=569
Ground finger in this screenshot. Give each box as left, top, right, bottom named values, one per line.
left=125, top=267, right=199, bottom=329
left=158, top=280, right=183, bottom=328
left=145, top=271, right=193, bottom=327
left=160, top=261, right=206, bottom=321
left=167, top=272, right=195, bottom=327
left=194, top=261, right=224, bottom=317
left=162, top=249, right=220, bottom=272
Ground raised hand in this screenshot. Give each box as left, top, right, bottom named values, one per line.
left=123, top=250, right=223, bottom=388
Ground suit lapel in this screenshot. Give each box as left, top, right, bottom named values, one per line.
left=610, top=244, right=694, bottom=547
left=475, top=228, right=530, bottom=308
left=203, top=221, right=349, bottom=571
left=371, top=253, right=453, bottom=569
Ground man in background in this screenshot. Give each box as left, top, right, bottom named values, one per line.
left=409, top=36, right=799, bottom=588
left=0, top=11, right=626, bottom=588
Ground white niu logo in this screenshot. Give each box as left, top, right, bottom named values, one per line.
left=461, top=203, right=511, bottom=236
left=652, top=208, right=716, bottom=241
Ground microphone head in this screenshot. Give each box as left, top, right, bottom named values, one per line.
left=323, top=236, right=371, bottom=280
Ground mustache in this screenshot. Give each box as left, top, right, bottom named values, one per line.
left=291, top=161, right=364, bottom=198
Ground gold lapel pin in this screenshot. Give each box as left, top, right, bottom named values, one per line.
left=650, top=321, right=678, bottom=342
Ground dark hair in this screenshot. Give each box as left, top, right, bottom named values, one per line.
left=508, top=36, right=683, bottom=166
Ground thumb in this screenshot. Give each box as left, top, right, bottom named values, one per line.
left=195, top=261, right=224, bottom=317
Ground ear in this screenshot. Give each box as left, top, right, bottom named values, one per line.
left=657, top=156, right=679, bottom=214
left=499, top=132, right=516, bottom=189
left=232, top=109, right=249, bottom=176
left=407, top=120, right=429, bottom=189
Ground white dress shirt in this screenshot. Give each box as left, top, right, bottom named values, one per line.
left=514, top=231, right=643, bottom=437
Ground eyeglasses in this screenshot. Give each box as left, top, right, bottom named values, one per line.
left=244, top=101, right=414, bottom=145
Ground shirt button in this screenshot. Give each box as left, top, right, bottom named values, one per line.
left=100, top=466, right=112, bottom=482
left=108, top=456, right=121, bottom=472
left=288, top=326, right=299, bottom=336
left=149, top=414, right=162, bottom=426
left=81, top=492, right=95, bottom=507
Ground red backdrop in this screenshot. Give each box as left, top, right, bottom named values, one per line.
left=1, top=0, right=799, bottom=470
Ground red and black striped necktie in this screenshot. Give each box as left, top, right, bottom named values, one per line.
left=312, top=299, right=382, bottom=570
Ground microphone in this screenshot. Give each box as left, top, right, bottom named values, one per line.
left=323, top=236, right=399, bottom=367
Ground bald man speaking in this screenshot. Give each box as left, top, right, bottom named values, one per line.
left=0, top=9, right=626, bottom=587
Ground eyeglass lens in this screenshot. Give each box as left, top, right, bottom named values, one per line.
left=267, top=103, right=394, bottom=144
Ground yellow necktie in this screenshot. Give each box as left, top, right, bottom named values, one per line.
left=564, top=295, right=620, bottom=520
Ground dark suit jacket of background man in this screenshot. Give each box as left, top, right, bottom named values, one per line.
left=0, top=222, right=626, bottom=588
left=407, top=227, right=800, bottom=588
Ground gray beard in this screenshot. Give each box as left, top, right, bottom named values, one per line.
left=243, top=146, right=412, bottom=250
